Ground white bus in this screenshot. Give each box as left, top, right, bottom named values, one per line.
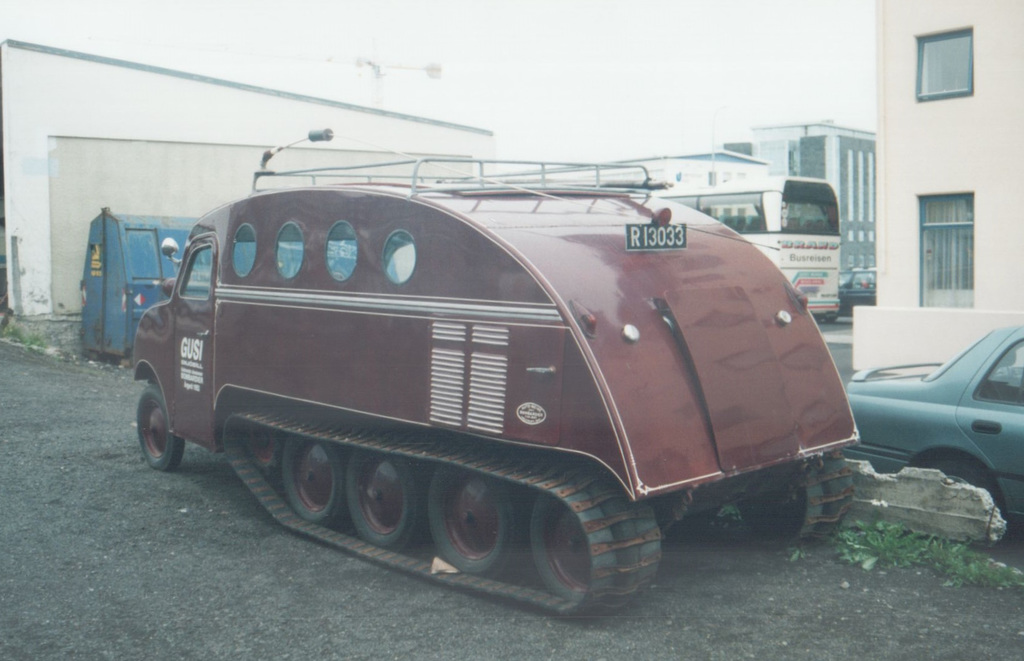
left=657, top=176, right=841, bottom=322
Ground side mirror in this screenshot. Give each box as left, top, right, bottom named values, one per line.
left=161, top=237, right=181, bottom=265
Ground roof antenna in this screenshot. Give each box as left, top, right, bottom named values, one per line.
left=260, top=128, right=334, bottom=170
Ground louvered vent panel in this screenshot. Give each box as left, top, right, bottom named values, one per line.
left=466, top=352, right=508, bottom=434
left=472, top=325, right=510, bottom=347
left=432, top=321, right=468, bottom=343
left=430, top=348, right=466, bottom=426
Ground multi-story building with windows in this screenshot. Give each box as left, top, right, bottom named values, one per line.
left=746, top=122, right=876, bottom=272
left=855, top=0, right=1024, bottom=368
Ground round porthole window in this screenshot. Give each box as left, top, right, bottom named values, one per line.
left=382, top=230, right=416, bottom=285
left=276, top=222, right=304, bottom=279
left=326, top=221, right=358, bottom=282
left=232, top=223, right=257, bottom=277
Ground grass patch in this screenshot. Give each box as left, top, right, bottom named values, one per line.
left=1, top=323, right=48, bottom=352
left=833, top=520, right=1024, bottom=588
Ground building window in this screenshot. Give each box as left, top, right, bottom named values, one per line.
left=917, top=29, right=973, bottom=101
left=867, top=153, right=875, bottom=224
left=846, top=150, right=854, bottom=221
left=921, top=194, right=973, bottom=308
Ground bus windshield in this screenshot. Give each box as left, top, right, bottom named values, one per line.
left=780, top=180, right=839, bottom=234
left=672, top=179, right=839, bottom=236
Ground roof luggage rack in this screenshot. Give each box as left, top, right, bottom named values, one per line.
left=253, top=158, right=669, bottom=195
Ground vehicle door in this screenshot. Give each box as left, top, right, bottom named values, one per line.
left=170, top=236, right=217, bottom=444
left=956, top=338, right=1024, bottom=514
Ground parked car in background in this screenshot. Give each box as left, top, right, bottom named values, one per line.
left=838, top=268, right=876, bottom=317
left=845, top=325, right=1024, bottom=523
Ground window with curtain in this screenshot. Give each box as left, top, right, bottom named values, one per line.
left=921, top=194, right=974, bottom=308
left=917, top=29, right=973, bottom=101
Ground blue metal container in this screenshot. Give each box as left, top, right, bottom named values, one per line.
left=81, top=208, right=194, bottom=358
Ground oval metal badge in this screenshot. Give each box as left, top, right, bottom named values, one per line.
left=516, top=402, right=547, bottom=426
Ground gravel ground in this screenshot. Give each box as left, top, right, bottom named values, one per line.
left=1, top=339, right=1022, bottom=660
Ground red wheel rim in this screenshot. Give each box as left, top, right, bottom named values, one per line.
left=291, top=443, right=335, bottom=513
left=356, top=457, right=404, bottom=534
left=142, top=401, right=167, bottom=458
left=444, top=476, right=500, bottom=560
left=542, top=505, right=590, bottom=592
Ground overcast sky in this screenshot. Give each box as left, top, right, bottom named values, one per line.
left=1, top=0, right=876, bottom=161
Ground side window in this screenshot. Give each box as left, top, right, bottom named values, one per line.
left=125, top=229, right=161, bottom=280
left=976, top=341, right=1024, bottom=405
left=382, top=230, right=416, bottom=285
left=181, top=246, right=213, bottom=300
left=232, top=223, right=257, bottom=277
left=917, top=29, right=973, bottom=101
left=276, top=222, right=304, bottom=279
left=326, top=221, right=358, bottom=281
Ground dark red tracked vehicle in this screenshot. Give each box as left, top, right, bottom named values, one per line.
left=133, top=146, right=857, bottom=613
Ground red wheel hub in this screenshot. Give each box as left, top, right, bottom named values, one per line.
left=291, top=444, right=335, bottom=513
left=542, top=505, right=590, bottom=592
left=356, top=458, right=404, bottom=534
left=444, top=476, right=500, bottom=560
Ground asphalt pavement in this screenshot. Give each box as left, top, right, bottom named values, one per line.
left=2, top=336, right=1022, bottom=660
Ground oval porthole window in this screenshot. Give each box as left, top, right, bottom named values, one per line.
left=326, top=221, right=358, bottom=282
left=276, top=222, right=304, bottom=279
left=382, top=230, right=416, bottom=285
left=232, top=223, right=257, bottom=277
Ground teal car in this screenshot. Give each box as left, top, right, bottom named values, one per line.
left=845, top=325, right=1024, bottom=521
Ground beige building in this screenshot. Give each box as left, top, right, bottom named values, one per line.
left=0, top=40, right=495, bottom=347
left=855, top=0, right=1024, bottom=368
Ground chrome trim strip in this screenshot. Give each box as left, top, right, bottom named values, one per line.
left=218, top=286, right=561, bottom=322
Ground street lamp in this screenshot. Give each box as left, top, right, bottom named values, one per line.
left=356, top=57, right=443, bottom=108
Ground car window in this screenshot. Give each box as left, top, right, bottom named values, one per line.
left=276, top=222, right=304, bottom=279
left=232, top=223, right=257, bottom=277
left=382, top=230, right=416, bottom=285
left=976, top=340, right=1024, bottom=404
left=181, top=245, right=213, bottom=299
left=326, top=221, right=358, bottom=281
left=852, top=273, right=874, bottom=288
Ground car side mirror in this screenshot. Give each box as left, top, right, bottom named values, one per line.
left=161, top=237, right=181, bottom=265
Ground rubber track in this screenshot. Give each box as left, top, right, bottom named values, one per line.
left=799, top=450, right=855, bottom=538
left=222, top=412, right=661, bottom=614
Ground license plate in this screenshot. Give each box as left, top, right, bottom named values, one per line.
left=625, top=224, right=687, bottom=251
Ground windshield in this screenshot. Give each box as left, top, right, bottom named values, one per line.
left=781, top=180, right=839, bottom=234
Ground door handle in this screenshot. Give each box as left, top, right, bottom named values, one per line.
left=527, top=366, right=557, bottom=376
left=971, top=420, right=1002, bottom=435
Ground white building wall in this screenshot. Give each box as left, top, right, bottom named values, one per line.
left=1, top=42, right=495, bottom=319
left=857, top=0, right=1024, bottom=368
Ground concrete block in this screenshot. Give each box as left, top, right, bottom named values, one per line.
left=842, top=460, right=1006, bottom=543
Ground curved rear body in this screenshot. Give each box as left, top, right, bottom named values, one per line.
left=134, top=182, right=856, bottom=502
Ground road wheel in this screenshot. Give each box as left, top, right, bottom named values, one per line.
left=428, top=467, right=519, bottom=576
left=347, top=450, right=425, bottom=549
left=282, top=438, right=347, bottom=526
left=136, top=384, right=184, bottom=472
left=530, top=482, right=661, bottom=610
left=531, top=495, right=591, bottom=596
